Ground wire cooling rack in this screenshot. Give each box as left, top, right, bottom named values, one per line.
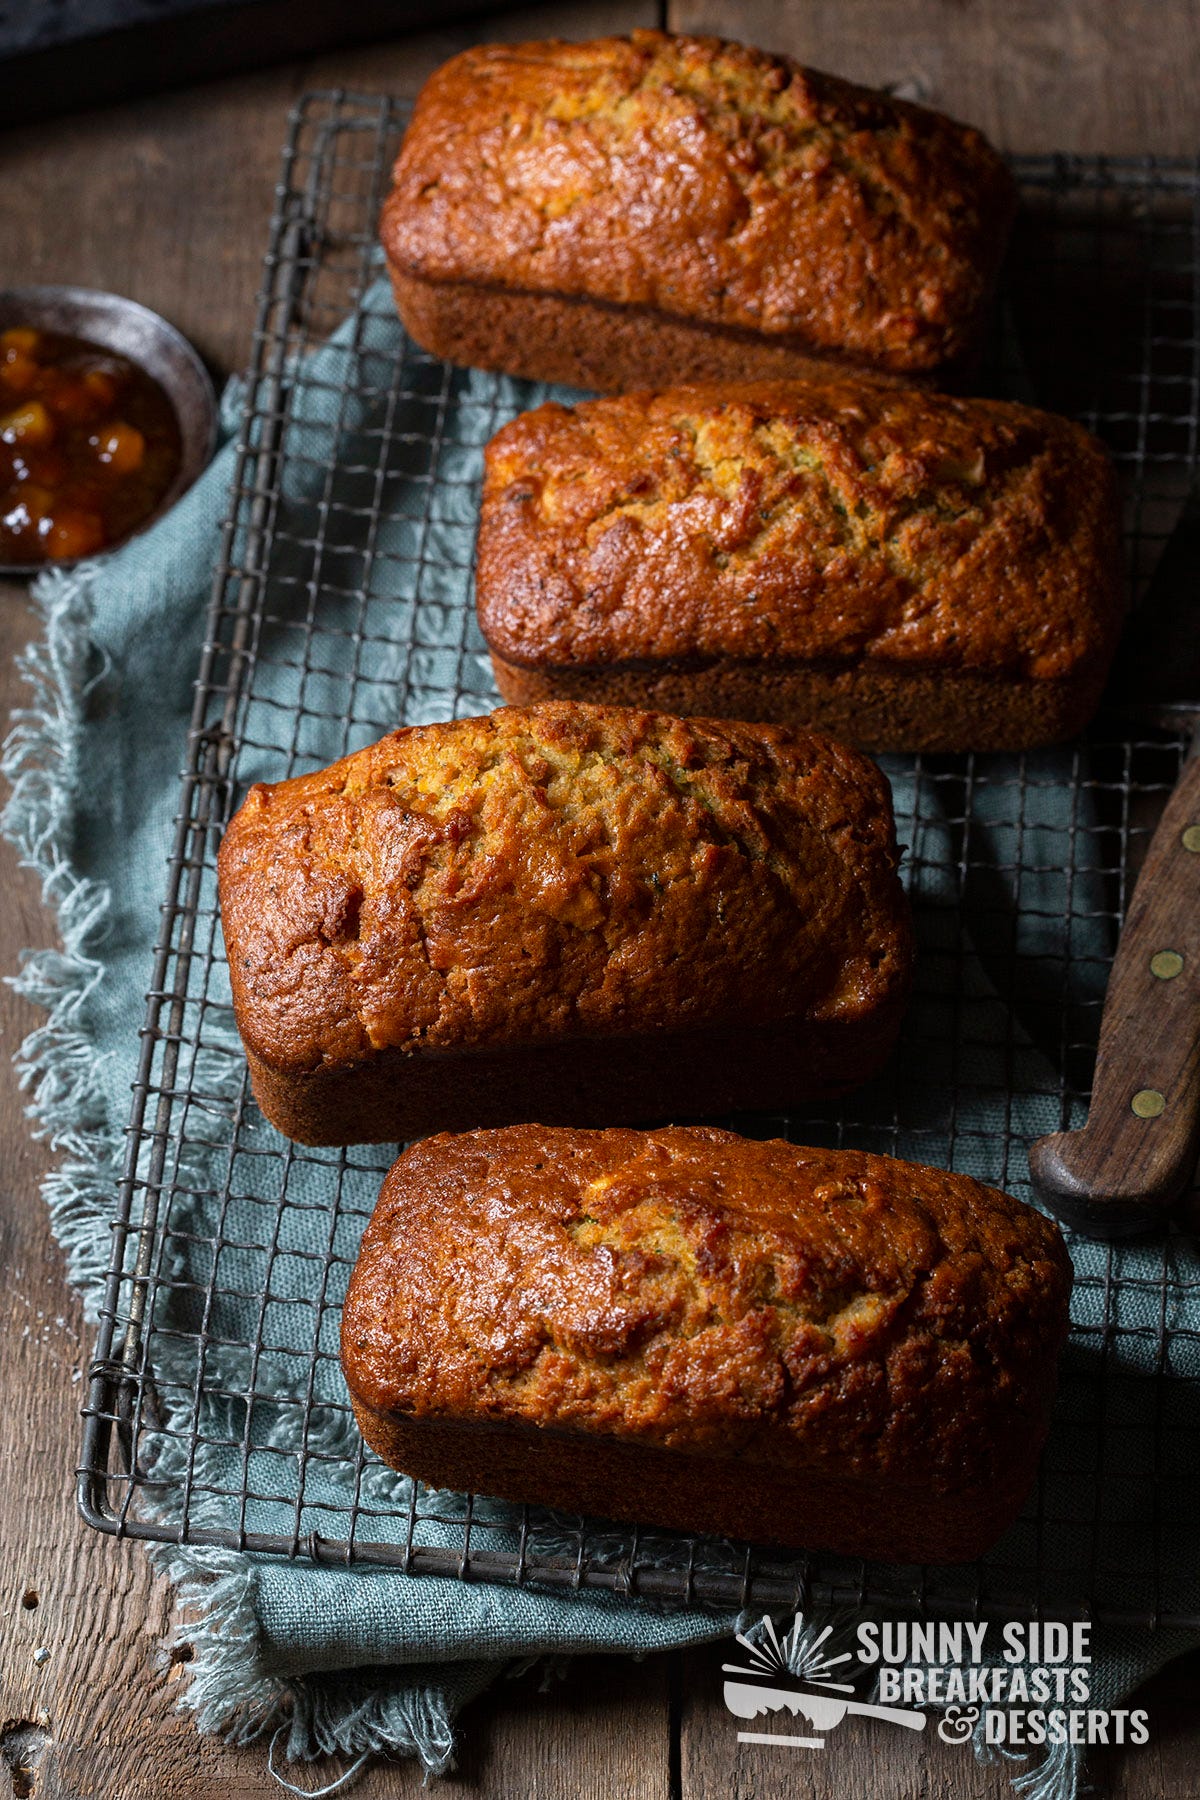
left=78, top=93, right=1200, bottom=1629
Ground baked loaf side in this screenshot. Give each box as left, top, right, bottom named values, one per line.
left=382, top=31, right=1016, bottom=388
left=218, top=704, right=913, bottom=1144
left=341, top=1125, right=1073, bottom=1563
left=478, top=381, right=1125, bottom=751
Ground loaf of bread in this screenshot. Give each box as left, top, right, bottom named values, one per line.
left=217, top=704, right=912, bottom=1145
left=381, top=31, right=1016, bottom=391
left=342, top=1125, right=1073, bottom=1563
left=478, top=380, right=1124, bottom=752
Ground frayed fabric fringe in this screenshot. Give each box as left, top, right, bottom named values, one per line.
left=266, top=1684, right=458, bottom=1792
left=1, top=565, right=115, bottom=1309
left=976, top=1721, right=1078, bottom=1800
left=0, top=497, right=1093, bottom=1800
left=0, top=550, right=467, bottom=1788
left=149, top=1544, right=464, bottom=1791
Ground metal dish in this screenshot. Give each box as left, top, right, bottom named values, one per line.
left=0, top=284, right=219, bottom=575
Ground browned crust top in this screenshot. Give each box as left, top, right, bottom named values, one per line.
left=477, top=380, right=1124, bottom=682
left=217, top=704, right=912, bottom=1077
left=341, top=1124, right=1072, bottom=1485
left=381, top=31, right=1016, bottom=372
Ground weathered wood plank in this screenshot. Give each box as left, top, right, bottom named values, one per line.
left=0, top=7, right=670, bottom=1798
left=450, top=1652, right=673, bottom=1797
left=2, top=0, right=1199, bottom=1794
left=667, top=5, right=1200, bottom=1794
left=678, top=1640, right=1200, bottom=1800
left=680, top=1643, right=1000, bottom=1800
left=0, top=594, right=286, bottom=1800
left=669, top=0, right=1200, bottom=152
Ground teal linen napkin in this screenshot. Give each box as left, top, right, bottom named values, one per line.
left=0, top=341, right=737, bottom=1787
left=4, top=283, right=1196, bottom=1797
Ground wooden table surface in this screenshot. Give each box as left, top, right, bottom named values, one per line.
left=1, top=4, right=1198, bottom=1796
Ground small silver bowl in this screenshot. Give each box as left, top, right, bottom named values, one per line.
left=0, top=285, right=219, bottom=575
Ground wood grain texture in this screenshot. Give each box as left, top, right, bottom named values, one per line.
left=0, top=592, right=286, bottom=1800
left=0, top=6, right=670, bottom=1799
left=1030, top=753, right=1200, bottom=1234
left=670, top=0, right=1200, bottom=152
left=682, top=1645, right=1001, bottom=1800
left=680, top=1641, right=1200, bottom=1800
left=446, top=1653, right=673, bottom=1797
left=0, top=0, right=658, bottom=374
left=1, top=0, right=1199, bottom=1794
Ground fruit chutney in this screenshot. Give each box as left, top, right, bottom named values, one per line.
left=0, top=325, right=182, bottom=565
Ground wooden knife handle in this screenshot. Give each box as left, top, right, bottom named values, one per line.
left=1029, top=753, right=1200, bottom=1237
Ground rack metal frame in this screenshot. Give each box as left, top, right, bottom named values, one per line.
left=77, top=93, right=1200, bottom=1627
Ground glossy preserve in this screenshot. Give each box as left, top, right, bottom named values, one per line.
left=0, top=326, right=182, bottom=564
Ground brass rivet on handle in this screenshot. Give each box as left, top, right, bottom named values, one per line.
left=1150, top=950, right=1184, bottom=980
left=1183, top=824, right=1200, bottom=853
left=1131, top=1088, right=1166, bottom=1119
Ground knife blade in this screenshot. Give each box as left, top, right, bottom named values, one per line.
left=1029, top=489, right=1200, bottom=1237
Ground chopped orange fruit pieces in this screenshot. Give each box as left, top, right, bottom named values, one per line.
left=0, top=324, right=181, bottom=564
left=1, top=400, right=56, bottom=447
left=90, top=421, right=145, bottom=474
left=45, top=509, right=106, bottom=561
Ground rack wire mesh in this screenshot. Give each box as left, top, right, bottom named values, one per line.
left=78, top=93, right=1200, bottom=1627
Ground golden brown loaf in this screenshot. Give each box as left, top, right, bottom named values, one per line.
left=381, top=31, right=1016, bottom=390
left=341, top=1125, right=1073, bottom=1563
left=217, top=704, right=912, bottom=1145
left=478, top=380, right=1125, bottom=751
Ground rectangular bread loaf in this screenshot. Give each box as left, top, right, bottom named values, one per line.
left=217, top=704, right=912, bottom=1145
left=341, top=1125, right=1073, bottom=1563
left=381, top=31, right=1016, bottom=391
left=478, top=381, right=1125, bottom=752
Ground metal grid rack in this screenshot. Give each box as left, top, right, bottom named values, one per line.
left=78, top=93, right=1200, bottom=1628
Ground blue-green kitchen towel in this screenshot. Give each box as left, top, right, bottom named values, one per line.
left=3, top=280, right=1197, bottom=1797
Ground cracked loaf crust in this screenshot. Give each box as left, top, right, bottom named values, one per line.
left=218, top=704, right=913, bottom=1145
left=341, top=1125, right=1073, bottom=1562
left=381, top=31, right=1016, bottom=390
left=478, top=380, right=1125, bottom=751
